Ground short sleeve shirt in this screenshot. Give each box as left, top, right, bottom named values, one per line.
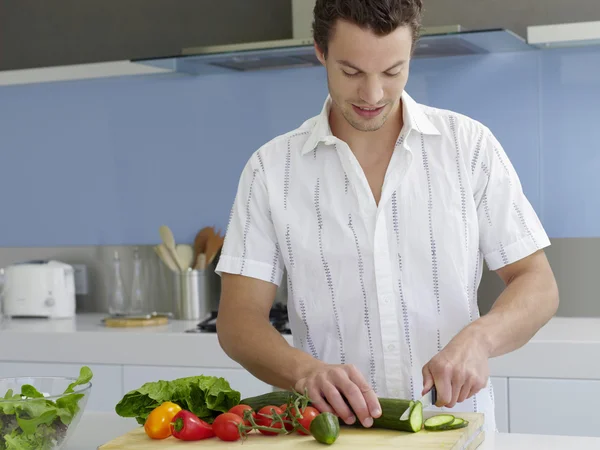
left=216, top=91, right=550, bottom=434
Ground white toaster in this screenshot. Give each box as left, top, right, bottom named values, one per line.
left=2, top=260, right=76, bottom=319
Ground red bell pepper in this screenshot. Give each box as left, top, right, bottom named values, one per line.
left=170, top=410, right=215, bottom=441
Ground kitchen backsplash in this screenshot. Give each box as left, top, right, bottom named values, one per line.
left=1, top=46, right=599, bottom=247
left=0, top=237, right=596, bottom=317
left=1, top=44, right=599, bottom=318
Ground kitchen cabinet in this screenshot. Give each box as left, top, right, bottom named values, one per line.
left=0, top=0, right=290, bottom=72
left=491, top=377, right=509, bottom=433
left=509, top=377, right=600, bottom=437
left=422, top=0, right=600, bottom=39
left=122, top=365, right=275, bottom=400
left=0, top=362, right=123, bottom=413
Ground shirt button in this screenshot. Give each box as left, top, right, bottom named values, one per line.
left=387, top=344, right=395, bottom=351
left=391, top=389, right=400, bottom=397
left=383, top=297, right=390, bottom=304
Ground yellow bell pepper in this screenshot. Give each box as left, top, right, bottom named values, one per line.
left=144, top=402, right=183, bottom=439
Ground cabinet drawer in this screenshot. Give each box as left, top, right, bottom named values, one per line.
left=509, top=377, right=600, bottom=437
left=490, top=377, right=508, bottom=433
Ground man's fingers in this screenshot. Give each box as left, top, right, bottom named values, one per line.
left=432, top=363, right=453, bottom=407
left=467, top=377, right=488, bottom=399
left=321, top=381, right=356, bottom=425
left=305, top=384, right=335, bottom=416
left=447, top=371, right=467, bottom=408
left=421, top=364, right=434, bottom=396
left=456, top=382, right=471, bottom=404
left=346, top=366, right=381, bottom=419
left=330, top=368, right=372, bottom=427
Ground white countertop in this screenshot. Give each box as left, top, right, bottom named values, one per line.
left=65, top=412, right=600, bottom=449
left=0, top=313, right=599, bottom=378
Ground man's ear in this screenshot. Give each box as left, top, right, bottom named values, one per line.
left=314, top=43, right=326, bottom=66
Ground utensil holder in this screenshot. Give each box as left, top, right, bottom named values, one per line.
left=172, top=270, right=212, bottom=320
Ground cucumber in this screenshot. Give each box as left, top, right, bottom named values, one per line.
left=241, top=390, right=293, bottom=410
left=240, top=391, right=423, bottom=433
left=447, top=417, right=469, bottom=430
left=424, top=414, right=469, bottom=431
left=424, top=414, right=455, bottom=431
left=310, top=412, right=340, bottom=445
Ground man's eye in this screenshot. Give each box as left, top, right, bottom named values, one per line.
left=386, top=71, right=401, bottom=77
left=343, top=71, right=359, bottom=77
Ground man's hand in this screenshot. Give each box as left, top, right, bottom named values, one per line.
left=295, top=364, right=382, bottom=428
left=421, top=328, right=490, bottom=408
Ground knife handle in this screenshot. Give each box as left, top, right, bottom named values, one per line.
left=431, top=386, right=437, bottom=405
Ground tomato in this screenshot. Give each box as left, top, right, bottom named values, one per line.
left=212, top=412, right=244, bottom=441
left=256, top=405, right=284, bottom=436
left=228, top=404, right=256, bottom=426
left=295, top=406, right=320, bottom=435
left=144, top=402, right=182, bottom=439
left=281, top=404, right=319, bottom=435
left=279, top=404, right=294, bottom=431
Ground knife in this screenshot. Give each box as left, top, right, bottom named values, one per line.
left=399, top=386, right=437, bottom=421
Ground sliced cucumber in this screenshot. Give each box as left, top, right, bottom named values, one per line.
left=400, top=400, right=423, bottom=433
left=424, top=414, right=470, bottom=431
left=447, top=417, right=469, bottom=430
left=423, top=414, right=456, bottom=431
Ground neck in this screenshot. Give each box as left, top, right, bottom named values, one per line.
left=330, top=100, right=404, bottom=155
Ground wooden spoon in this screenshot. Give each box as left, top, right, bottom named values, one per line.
left=206, top=232, right=225, bottom=266
left=193, top=227, right=215, bottom=269
left=153, top=244, right=178, bottom=272
left=176, top=244, right=194, bottom=270
left=159, top=225, right=184, bottom=271
left=195, top=253, right=207, bottom=271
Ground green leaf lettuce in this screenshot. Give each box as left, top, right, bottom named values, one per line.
left=115, top=375, right=240, bottom=425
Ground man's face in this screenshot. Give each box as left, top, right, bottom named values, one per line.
left=317, top=20, right=413, bottom=132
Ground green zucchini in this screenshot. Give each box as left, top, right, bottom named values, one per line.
left=240, top=391, right=423, bottom=433
left=310, top=412, right=340, bottom=445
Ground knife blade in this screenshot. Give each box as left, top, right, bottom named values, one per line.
left=399, top=386, right=437, bottom=421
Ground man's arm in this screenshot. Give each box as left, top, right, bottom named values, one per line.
left=470, top=249, right=559, bottom=357
left=422, top=249, right=559, bottom=407
left=216, top=272, right=381, bottom=427
left=216, top=273, right=324, bottom=390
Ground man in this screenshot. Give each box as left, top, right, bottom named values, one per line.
left=215, top=0, right=559, bottom=435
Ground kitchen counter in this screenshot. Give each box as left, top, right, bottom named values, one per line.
left=65, top=412, right=600, bottom=449
left=0, top=313, right=599, bottom=378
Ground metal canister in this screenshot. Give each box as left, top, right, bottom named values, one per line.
left=172, top=269, right=212, bottom=320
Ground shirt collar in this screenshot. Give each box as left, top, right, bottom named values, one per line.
left=301, top=90, right=440, bottom=155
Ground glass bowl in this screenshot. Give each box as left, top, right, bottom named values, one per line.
left=0, top=376, right=92, bottom=449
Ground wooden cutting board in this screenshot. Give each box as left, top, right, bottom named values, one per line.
left=103, top=316, right=169, bottom=327
left=99, top=413, right=484, bottom=449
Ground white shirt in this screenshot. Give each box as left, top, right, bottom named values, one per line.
left=216, top=91, right=550, bottom=434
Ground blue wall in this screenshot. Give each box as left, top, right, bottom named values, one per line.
left=1, top=46, right=599, bottom=246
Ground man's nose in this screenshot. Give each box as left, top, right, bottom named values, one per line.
left=359, top=76, right=384, bottom=106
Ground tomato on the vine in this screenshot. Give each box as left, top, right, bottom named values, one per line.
left=279, top=404, right=294, bottom=431
left=212, top=413, right=243, bottom=441
left=228, top=404, right=256, bottom=426
left=256, top=405, right=285, bottom=436
left=294, top=406, right=320, bottom=435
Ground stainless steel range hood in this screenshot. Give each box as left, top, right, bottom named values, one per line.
left=132, top=1, right=535, bottom=76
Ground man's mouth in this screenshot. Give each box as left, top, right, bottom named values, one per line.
left=352, top=104, right=385, bottom=118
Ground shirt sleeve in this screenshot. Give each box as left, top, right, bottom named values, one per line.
left=215, top=151, right=284, bottom=286
left=473, top=128, right=551, bottom=271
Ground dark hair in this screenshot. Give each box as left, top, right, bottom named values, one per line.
left=312, top=0, right=424, bottom=57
